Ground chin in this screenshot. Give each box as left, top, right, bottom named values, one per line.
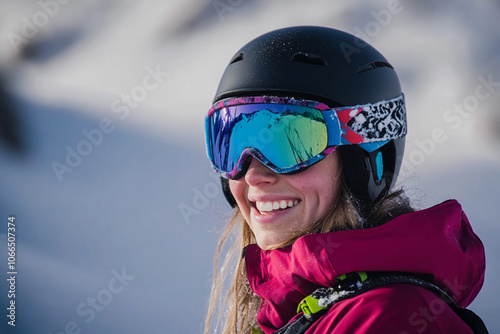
left=256, top=241, right=274, bottom=250
left=256, top=237, right=280, bottom=250
left=256, top=235, right=294, bottom=250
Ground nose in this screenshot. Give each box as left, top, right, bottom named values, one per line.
left=244, top=158, right=278, bottom=187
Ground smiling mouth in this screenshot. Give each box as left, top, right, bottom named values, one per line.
left=255, top=200, right=300, bottom=214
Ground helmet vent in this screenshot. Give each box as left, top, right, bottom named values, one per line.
left=357, top=61, right=393, bottom=73
left=229, top=52, right=245, bottom=64
left=290, top=52, right=327, bottom=66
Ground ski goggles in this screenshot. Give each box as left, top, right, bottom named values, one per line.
left=205, top=94, right=406, bottom=179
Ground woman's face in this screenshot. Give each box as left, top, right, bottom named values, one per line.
left=229, top=152, right=341, bottom=250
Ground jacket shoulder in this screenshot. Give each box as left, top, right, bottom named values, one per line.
left=307, top=284, right=474, bottom=333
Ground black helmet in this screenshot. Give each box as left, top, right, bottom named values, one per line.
left=211, top=26, right=406, bottom=210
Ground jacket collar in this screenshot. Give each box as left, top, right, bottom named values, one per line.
left=245, top=200, right=485, bottom=332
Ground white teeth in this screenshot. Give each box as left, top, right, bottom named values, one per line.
left=256, top=200, right=299, bottom=213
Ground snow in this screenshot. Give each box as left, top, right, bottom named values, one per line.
left=317, top=289, right=350, bottom=308
left=1, top=1, right=499, bottom=333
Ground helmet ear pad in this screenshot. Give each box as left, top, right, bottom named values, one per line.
left=339, top=137, right=405, bottom=209
left=221, top=177, right=237, bottom=208
left=220, top=156, right=252, bottom=208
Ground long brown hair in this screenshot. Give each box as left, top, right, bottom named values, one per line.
left=204, top=172, right=413, bottom=334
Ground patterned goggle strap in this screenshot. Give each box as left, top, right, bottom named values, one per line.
left=332, top=93, right=407, bottom=145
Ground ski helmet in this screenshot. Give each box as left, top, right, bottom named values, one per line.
left=209, top=26, right=406, bottom=209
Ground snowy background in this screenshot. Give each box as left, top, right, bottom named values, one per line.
left=0, top=0, right=499, bottom=333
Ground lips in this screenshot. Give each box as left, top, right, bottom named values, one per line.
left=255, top=199, right=299, bottom=213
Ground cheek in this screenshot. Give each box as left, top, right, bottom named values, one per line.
left=228, top=180, right=243, bottom=202
left=229, top=180, right=250, bottom=213
left=301, top=168, right=338, bottom=194
left=314, top=182, right=337, bottom=207
left=300, top=172, right=340, bottom=213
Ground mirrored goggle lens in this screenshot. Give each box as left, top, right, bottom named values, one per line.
left=206, top=103, right=328, bottom=178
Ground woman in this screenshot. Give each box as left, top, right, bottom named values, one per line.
left=204, top=26, right=486, bottom=333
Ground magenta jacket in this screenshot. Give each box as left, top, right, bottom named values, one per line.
left=245, top=200, right=485, bottom=333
